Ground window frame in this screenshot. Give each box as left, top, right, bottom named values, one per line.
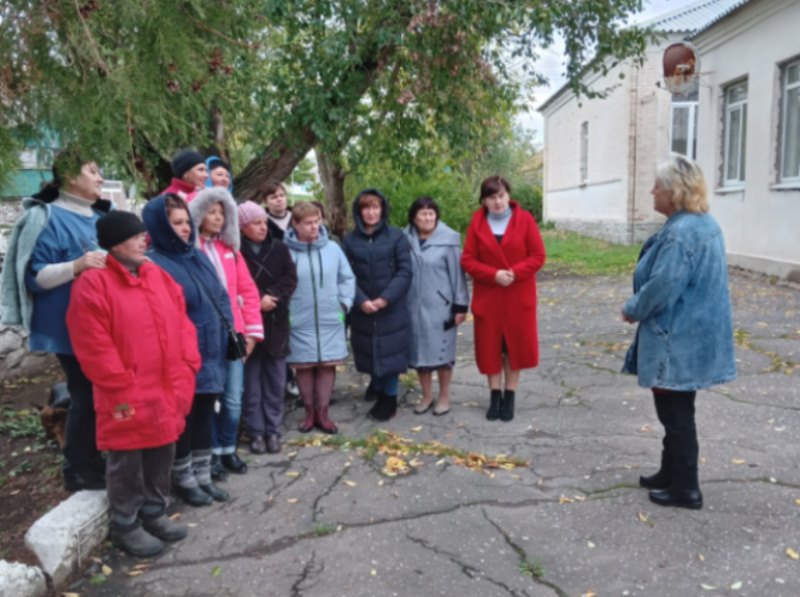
left=579, top=121, right=588, bottom=184
left=722, top=79, right=748, bottom=187
left=779, top=59, right=800, bottom=183
left=670, top=101, right=698, bottom=160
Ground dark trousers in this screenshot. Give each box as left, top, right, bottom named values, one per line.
left=243, top=346, right=286, bottom=437
left=175, top=394, right=216, bottom=459
left=653, top=389, right=699, bottom=490
left=57, top=354, right=103, bottom=477
left=106, top=443, right=175, bottom=527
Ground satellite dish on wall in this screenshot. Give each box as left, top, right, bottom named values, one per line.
left=662, top=42, right=700, bottom=95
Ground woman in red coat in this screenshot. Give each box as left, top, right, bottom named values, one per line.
left=67, top=211, right=201, bottom=558
left=461, top=176, right=546, bottom=422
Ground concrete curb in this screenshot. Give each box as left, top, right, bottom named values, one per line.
left=0, top=489, right=110, bottom=596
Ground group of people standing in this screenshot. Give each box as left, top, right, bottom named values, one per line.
left=1, top=146, right=548, bottom=557
left=0, top=145, right=736, bottom=558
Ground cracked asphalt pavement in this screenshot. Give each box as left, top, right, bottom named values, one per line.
left=74, top=270, right=800, bottom=597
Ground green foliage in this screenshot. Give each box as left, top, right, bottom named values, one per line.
left=542, top=229, right=640, bottom=275
left=0, top=407, right=45, bottom=440
left=1, top=0, right=654, bottom=193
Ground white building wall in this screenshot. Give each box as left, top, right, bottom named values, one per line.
left=541, top=37, right=683, bottom=244
left=694, top=0, right=800, bottom=280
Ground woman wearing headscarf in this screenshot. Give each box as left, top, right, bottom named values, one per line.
left=622, top=155, right=736, bottom=510
left=342, top=189, right=412, bottom=422
left=1, top=147, right=112, bottom=492
left=142, top=194, right=231, bottom=506
left=67, top=211, right=200, bottom=557
left=461, top=175, right=546, bottom=423
left=189, top=187, right=263, bottom=475
left=403, top=196, right=469, bottom=416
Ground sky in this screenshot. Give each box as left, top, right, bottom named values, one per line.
left=519, top=0, right=700, bottom=143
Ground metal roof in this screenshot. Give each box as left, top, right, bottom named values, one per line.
left=640, top=0, right=749, bottom=33
left=538, top=0, right=750, bottom=113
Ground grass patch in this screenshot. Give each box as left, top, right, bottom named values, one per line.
left=542, top=229, right=640, bottom=276
left=0, top=407, right=44, bottom=440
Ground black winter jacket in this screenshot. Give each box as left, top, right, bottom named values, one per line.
left=239, top=233, right=298, bottom=358
left=342, top=190, right=412, bottom=378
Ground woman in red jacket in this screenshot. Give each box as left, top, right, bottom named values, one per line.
left=67, top=211, right=202, bottom=558
left=461, top=176, right=546, bottom=422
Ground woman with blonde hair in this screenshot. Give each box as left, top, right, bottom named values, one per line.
left=622, top=154, right=736, bottom=510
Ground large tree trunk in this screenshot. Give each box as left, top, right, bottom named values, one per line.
left=234, top=127, right=318, bottom=202
left=316, top=149, right=349, bottom=239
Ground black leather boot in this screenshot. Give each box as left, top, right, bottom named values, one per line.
left=368, top=392, right=397, bottom=422
left=499, top=389, right=515, bottom=422
left=639, top=447, right=671, bottom=490
left=486, top=389, right=502, bottom=421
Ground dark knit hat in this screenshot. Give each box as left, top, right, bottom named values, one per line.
left=96, top=211, right=146, bottom=250
left=171, top=149, right=205, bottom=179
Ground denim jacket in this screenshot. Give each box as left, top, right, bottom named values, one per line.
left=622, top=211, right=736, bottom=390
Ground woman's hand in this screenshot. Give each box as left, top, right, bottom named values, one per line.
left=243, top=336, right=257, bottom=361
left=621, top=309, right=636, bottom=324
left=73, top=251, right=106, bottom=274
left=373, top=297, right=388, bottom=310
left=260, top=294, right=278, bottom=312
left=454, top=313, right=467, bottom=326
left=361, top=300, right=378, bottom=314
left=495, top=269, right=515, bottom=287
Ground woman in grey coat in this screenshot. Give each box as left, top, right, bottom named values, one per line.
left=404, top=197, right=469, bottom=416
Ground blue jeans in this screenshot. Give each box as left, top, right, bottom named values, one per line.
left=212, top=359, right=244, bottom=455
left=370, top=373, right=399, bottom=397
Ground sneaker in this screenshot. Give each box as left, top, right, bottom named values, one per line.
left=110, top=522, right=164, bottom=558
left=142, top=515, right=187, bottom=542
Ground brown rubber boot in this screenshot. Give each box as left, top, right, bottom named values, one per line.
left=299, top=402, right=315, bottom=433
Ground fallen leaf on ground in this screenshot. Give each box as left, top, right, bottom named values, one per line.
left=343, top=480, right=357, bottom=487
left=169, top=512, right=181, bottom=521
left=731, top=458, right=746, bottom=465
left=637, top=511, right=649, bottom=523
left=559, top=496, right=574, bottom=504
left=287, top=498, right=300, bottom=504
left=730, top=581, right=743, bottom=590
left=370, top=569, right=377, bottom=576
left=211, top=566, right=221, bottom=577
left=101, top=565, right=112, bottom=576
left=286, top=471, right=301, bottom=477
left=700, top=583, right=717, bottom=590
left=126, top=570, right=145, bottom=577
left=410, top=425, right=423, bottom=432
left=786, top=547, right=799, bottom=560
left=794, top=498, right=800, bottom=506
left=698, top=554, right=705, bottom=561
left=638, top=424, right=652, bottom=433
left=587, top=541, right=596, bottom=548
left=287, top=451, right=298, bottom=457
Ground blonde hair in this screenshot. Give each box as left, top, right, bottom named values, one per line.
left=291, top=201, right=321, bottom=223
left=655, top=155, right=709, bottom=213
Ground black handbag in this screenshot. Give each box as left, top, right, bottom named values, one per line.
left=226, top=330, right=247, bottom=361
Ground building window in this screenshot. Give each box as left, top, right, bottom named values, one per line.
left=722, top=80, right=747, bottom=185
left=579, top=121, right=588, bottom=183
left=671, top=102, right=698, bottom=159
left=781, top=60, right=800, bottom=182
